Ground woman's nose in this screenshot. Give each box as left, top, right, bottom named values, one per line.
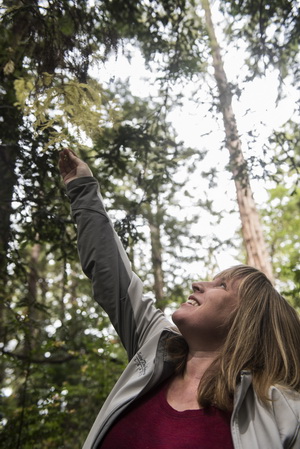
left=192, top=282, right=205, bottom=293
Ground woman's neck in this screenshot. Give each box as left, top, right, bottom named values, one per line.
left=166, top=350, right=219, bottom=411
left=183, top=349, right=219, bottom=382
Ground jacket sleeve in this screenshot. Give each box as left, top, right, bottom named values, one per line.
left=67, top=177, right=173, bottom=360
left=271, top=387, right=300, bottom=448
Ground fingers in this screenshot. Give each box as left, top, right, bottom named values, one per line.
left=59, top=149, right=77, bottom=170
left=58, top=152, right=67, bottom=174
left=65, top=148, right=79, bottom=161
left=58, top=148, right=93, bottom=182
left=60, top=148, right=78, bottom=163
left=58, top=149, right=74, bottom=178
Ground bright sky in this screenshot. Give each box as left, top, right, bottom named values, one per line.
left=92, top=5, right=298, bottom=277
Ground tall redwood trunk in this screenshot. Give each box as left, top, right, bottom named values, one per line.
left=201, top=0, right=274, bottom=282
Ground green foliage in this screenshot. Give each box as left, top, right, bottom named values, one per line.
left=103, top=0, right=208, bottom=79
left=262, top=120, right=300, bottom=307
left=0, top=135, right=128, bottom=446
left=0, top=0, right=125, bottom=159
left=1, top=240, right=127, bottom=448
left=1, top=0, right=120, bottom=77
left=264, top=185, right=300, bottom=307
left=14, top=75, right=112, bottom=147
left=89, top=82, right=206, bottom=304
left=223, top=0, right=300, bottom=83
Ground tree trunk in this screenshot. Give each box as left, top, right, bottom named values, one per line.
left=26, top=243, right=41, bottom=353
left=0, top=74, right=23, bottom=383
left=145, top=202, right=166, bottom=309
left=201, top=0, right=274, bottom=283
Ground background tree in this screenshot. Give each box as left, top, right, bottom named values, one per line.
left=90, top=82, right=208, bottom=309
left=0, top=0, right=121, bottom=391
left=262, top=120, right=300, bottom=306
left=100, top=0, right=276, bottom=278
left=200, top=0, right=274, bottom=280
left=223, top=0, right=300, bottom=87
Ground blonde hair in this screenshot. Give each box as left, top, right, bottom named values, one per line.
left=169, top=265, right=300, bottom=411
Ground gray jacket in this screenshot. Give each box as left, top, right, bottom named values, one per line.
left=67, top=177, right=300, bottom=449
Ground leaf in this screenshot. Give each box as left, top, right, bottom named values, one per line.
left=3, top=59, right=15, bottom=75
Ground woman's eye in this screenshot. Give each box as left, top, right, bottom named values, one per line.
left=220, top=282, right=227, bottom=289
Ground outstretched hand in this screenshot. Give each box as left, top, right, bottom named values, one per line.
left=59, top=149, right=93, bottom=184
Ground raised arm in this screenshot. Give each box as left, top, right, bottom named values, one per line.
left=59, top=150, right=172, bottom=360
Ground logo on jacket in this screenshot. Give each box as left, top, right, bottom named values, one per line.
left=133, top=352, right=147, bottom=376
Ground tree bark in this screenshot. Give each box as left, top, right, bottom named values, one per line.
left=0, top=75, right=22, bottom=383
left=201, top=0, right=274, bottom=283
left=26, top=243, right=41, bottom=352
left=145, top=202, right=166, bottom=309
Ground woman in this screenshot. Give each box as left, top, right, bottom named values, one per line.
left=59, top=148, right=300, bottom=449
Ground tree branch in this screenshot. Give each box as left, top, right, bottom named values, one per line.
left=1, top=348, right=77, bottom=364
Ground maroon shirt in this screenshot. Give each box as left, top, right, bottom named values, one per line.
left=100, top=381, right=234, bottom=449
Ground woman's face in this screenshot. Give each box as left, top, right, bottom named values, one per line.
left=172, top=276, right=240, bottom=350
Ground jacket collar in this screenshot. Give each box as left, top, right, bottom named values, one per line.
left=232, top=370, right=253, bottom=417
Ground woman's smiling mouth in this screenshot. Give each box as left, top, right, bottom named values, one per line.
left=186, top=296, right=201, bottom=307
